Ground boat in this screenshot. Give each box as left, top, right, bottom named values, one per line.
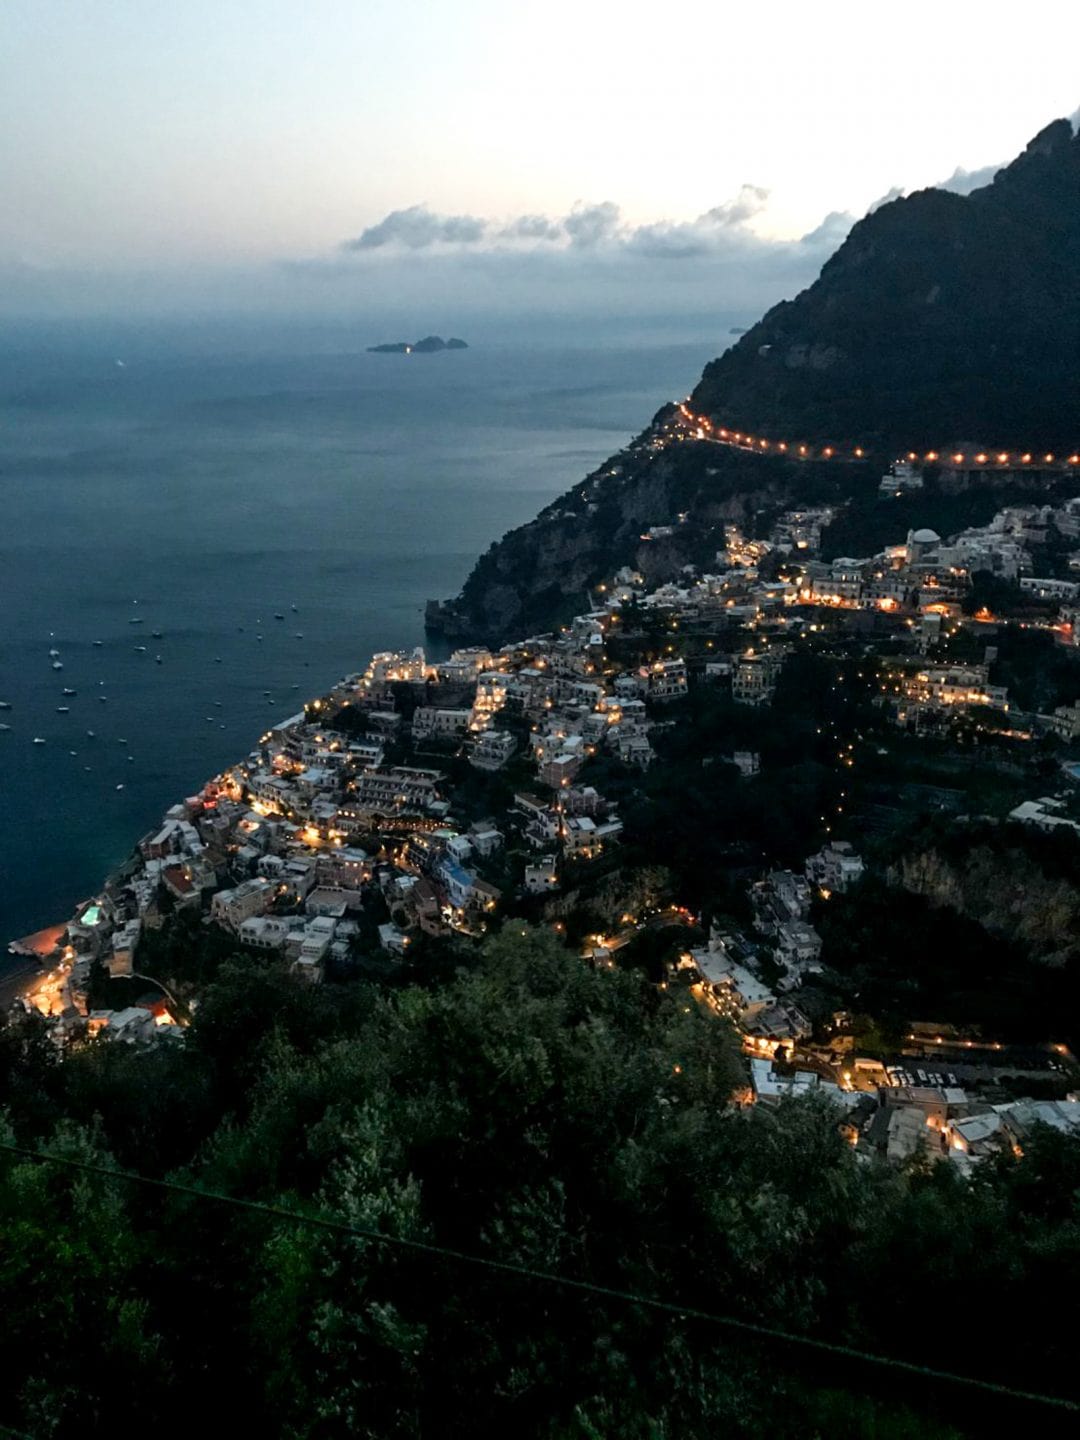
left=117, top=737, right=128, bottom=745
left=0, top=724, right=10, bottom=732
left=33, top=737, right=45, bottom=745
left=49, top=647, right=60, bottom=657
left=213, top=701, right=222, bottom=708
left=93, top=640, right=103, bottom=647
left=129, top=617, right=143, bottom=625
left=291, top=604, right=298, bottom=612
left=295, top=633, right=304, bottom=639
left=52, top=661, right=63, bottom=670
left=274, top=613, right=285, bottom=620
left=62, top=688, right=76, bottom=696
left=151, top=630, right=162, bottom=639
left=56, top=706, right=70, bottom=714
left=116, top=783, right=124, bottom=791
left=134, top=645, right=147, bottom=653
left=86, top=730, right=95, bottom=737
left=127, top=755, right=134, bottom=762
left=263, top=690, right=272, bottom=696
left=69, top=750, right=77, bottom=756
left=0, top=701, right=11, bottom=709
left=98, top=696, right=108, bottom=702
left=214, top=656, right=223, bottom=663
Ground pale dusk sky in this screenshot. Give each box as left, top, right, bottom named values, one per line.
left=1, top=0, right=1077, bottom=317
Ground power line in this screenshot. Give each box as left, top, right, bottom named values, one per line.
left=2, top=1138, right=1076, bottom=1415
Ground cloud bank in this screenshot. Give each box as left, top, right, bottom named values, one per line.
left=341, top=185, right=786, bottom=261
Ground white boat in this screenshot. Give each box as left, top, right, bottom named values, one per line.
left=134, top=645, right=147, bottom=653
left=155, top=655, right=163, bottom=664
left=117, top=737, right=128, bottom=744
left=93, top=640, right=103, bottom=647
left=62, top=688, right=76, bottom=696
left=33, top=737, right=45, bottom=745
left=0, top=724, right=10, bottom=732
left=116, top=783, right=124, bottom=790
left=99, top=696, right=108, bottom=702
left=52, top=661, right=63, bottom=670
left=49, top=648, right=60, bottom=657
left=86, top=730, right=95, bottom=737
left=0, top=701, right=11, bottom=709
left=129, top=617, right=143, bottom=625
left=56, top=706, right=70, bottom=713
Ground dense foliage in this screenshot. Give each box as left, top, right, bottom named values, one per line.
left=2, top=924, right=1079, bottom=1437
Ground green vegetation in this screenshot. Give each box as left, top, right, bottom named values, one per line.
left=2, top=922, right=1079, bottom=1436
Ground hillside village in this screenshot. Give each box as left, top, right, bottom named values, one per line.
left=13, top=464, right=1080, bottom=1169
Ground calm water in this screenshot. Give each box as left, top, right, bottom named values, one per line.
left=1, top=321, right=723, bottom=943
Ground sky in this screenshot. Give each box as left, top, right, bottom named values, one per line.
left=2, top=0, right=1079, bottom=325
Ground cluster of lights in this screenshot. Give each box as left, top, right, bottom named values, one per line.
left=675, top=403, right=1080, bottom=467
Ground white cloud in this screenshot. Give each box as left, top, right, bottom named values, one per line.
left=336, top=185, right=837, bottom=266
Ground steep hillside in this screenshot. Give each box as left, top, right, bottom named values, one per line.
left=426, top=415, right=860, bottom=641
left=691, top=119, right=1080, bottom=452
left=431, top=119, right=1080, bottom=643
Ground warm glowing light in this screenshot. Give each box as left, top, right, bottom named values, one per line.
left=925, top=451, right=938, bottom=461
left=1021, top=453, right=1031, bottom=463
left=997, top=452, right=1009, bottom=463
left=853, top=447, right=863, bottom=457
left=974, top=452, right=987, bottom=463
left=952, top=453, right=964, bottom=464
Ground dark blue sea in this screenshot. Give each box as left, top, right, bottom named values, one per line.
left=0, top=318, right=726, bottom=950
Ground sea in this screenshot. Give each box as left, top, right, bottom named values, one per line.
left=0, top=316, right=732, bottom=970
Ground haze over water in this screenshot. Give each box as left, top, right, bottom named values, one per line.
left=1, top=320, right=725, bottom=945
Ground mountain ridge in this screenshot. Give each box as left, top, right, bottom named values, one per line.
left=429, top=118, right=1080, bottom=643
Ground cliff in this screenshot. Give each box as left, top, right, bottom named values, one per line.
left=889, top=823, right=1080, bottom=968
left=426, top=409, right=862, bottom=641
left=431, top=118, right=1080, bottom=644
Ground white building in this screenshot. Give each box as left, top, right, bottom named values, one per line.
left=211, top=878, right=274, bottom=931
left=805, top=841, right=865, bottom=895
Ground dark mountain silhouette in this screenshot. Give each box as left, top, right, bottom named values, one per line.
left=430, top=119, right=1080, bottom=642
left=690, top=119, right=1080, bottom=452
